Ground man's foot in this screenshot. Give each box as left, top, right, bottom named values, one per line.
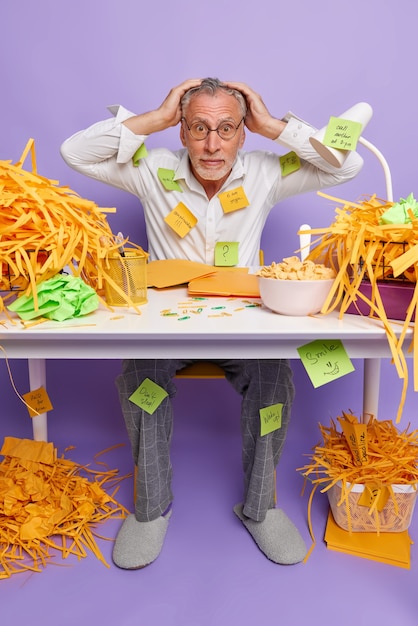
left=233, top=503, right=307, bottom=565
left=112, top=510, right=172, bottom=569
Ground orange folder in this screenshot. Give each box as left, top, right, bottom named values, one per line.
left=146, top=259, right=216, bottom=289
left=188, top=269, right=260, bottom=298
left=324, top=511, right=412, bottom=568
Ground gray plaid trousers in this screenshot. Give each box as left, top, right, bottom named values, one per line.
left=115, top=359, right=294, bottom=522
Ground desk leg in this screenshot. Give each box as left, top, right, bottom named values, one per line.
left=363, top=358, right=381, bottom=423
left=28, top=358, right=48, bottom=441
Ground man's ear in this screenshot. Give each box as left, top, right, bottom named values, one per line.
left=180, top=123, right=187, bottom=147
left=239, top=128, right=246, bottom=149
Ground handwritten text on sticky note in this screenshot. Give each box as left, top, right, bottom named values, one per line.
left=297, top=339, right=354, bottom=388
left=22, top=387, right=53, bottom=418
left=158, top=168, right=183, bottom=192
left=323, top=116, right=362, bottom=151
left=259, top=403, right=283, bottom=436
left=215, top=242, right=239, bottom=266
left=279, top=151, right=301, bottom=176
left=164, top=203, right=198, bottom=238
left=129, top=378, right=168, bottom=415
left=218, top=186, right=249, bottom=213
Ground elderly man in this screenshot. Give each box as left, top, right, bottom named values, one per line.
left=61, top=78, right=363, bottom=569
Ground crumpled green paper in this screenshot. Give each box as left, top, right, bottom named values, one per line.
left=8, top=274, right=99, bottom=321
left=379, top=192, right=418, bottom=225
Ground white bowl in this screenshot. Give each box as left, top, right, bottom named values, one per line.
left=257, top=276, right=334, bottom=316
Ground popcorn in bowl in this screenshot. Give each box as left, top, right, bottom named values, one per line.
left=257, top=256, right=335, bottom=281
left=256, top=257, right=336, bottom=316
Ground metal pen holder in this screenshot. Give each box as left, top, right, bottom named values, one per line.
left=104, top=249, right=148, bottom=306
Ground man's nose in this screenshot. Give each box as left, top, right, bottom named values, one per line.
left=204, top=130, right=222, bottom=152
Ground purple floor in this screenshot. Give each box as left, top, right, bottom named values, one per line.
left=1, top=358, right=417, bottom=625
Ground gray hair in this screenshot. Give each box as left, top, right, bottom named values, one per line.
left=181, top=78, right=247, bottom=117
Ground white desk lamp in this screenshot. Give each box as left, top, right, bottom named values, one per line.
left=308, top=102, right=396, bottom=421
left=309, top=102, right=393, bottom=202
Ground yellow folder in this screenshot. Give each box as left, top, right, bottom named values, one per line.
left=324, top=511, right=412, bottom=568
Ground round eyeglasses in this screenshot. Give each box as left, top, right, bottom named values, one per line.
left=181, top=117, right=244, bottom=141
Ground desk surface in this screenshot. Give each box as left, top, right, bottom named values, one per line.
left=0, top=287, right=410, bottom=360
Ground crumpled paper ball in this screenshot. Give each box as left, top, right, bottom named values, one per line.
left=8, top=274, right=99, bottom=321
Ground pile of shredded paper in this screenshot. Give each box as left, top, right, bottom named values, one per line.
left=0, top=437, right=129, bottom=578
left=298, top=413, right=418, bottom=556
left=303, top=191, right=418, bottom=422
left=0, top=139, right=143, bottom=316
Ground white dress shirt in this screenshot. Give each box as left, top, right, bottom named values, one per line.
left=61, top=105, right=363, bottom=266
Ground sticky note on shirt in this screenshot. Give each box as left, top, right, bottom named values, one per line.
left=279, top=151, right=301, bottom=176
left=164, top=203, right=198, bottom=238
left=129, top=378, right=168, bottom=415
left=218, top=186, right=249, bottom=213
left=132, top=143, right=148, bottom=166
left=158, top=168, right=183, bottom=192
left=259, top=403, right=283, bottom=436
left=215, top=242, right=239, bottom=266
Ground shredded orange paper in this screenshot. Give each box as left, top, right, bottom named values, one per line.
left=303, top=192, right=418, bottom=422
left=0, top=139, right=145, bottom=315
left=0, top=437, right=130, bottom=578
left=298, top=413, right=418, bottom=558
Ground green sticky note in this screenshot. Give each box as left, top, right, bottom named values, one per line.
left=214, top=241, right=239, bottom=266
left=259, top=403, right=283, bottom=436
left=279, top=151, right=301, bottom=177
left=297, top=339, right=355, bottom=388
left=132, top=143, right=148, bottom=166
left=323, top=116, right=362, bottom=151
left=157, top=168, right=183, bottom=192
left=129, top=378, right=168, bottom=414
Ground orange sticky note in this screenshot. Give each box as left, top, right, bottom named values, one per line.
left=164, top=203, right=198, bottom=237
left=22, top=387, right=53, bottom=418
left=339, top=417, right=368, bottom=466
left=218, top=186, right=249, bottom=213
left=358, top=484, right=390, bottom=512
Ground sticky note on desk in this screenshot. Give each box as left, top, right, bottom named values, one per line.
left=297, top=339, right=354, bottom=388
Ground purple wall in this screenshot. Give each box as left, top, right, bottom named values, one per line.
left=1, top=0, right=417, bottom=439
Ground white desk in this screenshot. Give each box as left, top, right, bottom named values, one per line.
left=0, top=287, right=410, bottom=440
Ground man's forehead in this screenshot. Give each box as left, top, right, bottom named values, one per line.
left=186, top=92, right=241, bottom=119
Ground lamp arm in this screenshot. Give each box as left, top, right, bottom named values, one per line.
left=358, top=136, right=393, bottom=203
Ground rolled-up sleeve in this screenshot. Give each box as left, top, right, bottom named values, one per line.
left=275, top=112, right=364, bottom=182
left=60, top=104, right=147, bottom=178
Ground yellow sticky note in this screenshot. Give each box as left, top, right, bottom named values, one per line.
left=323, top=116, right=362, bottom=151
left=259, top=403, right=283, bottom=436
left=215, top=242, right=239, bottom=266
left=129, top=378, right=168, bottom=415
left=22, top=387, right=53, bottom=418
left=297, top=339, right=355, bottom=388
left=218, top=186, right=249, bottom=213
left=164, top=203, right=198, bottom=238
left=279, top=151, right=301, bottom=176
left=358, top=484, right=390, bottom=512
